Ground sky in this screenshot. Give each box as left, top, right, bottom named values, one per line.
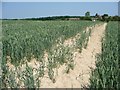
left=1, top=0, right=120, bottom=2
left=2, top=2, right=118, bottom=19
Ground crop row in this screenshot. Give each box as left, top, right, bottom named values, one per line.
left=2, top=20, right=98, bottom=66
left=89, top=21, right=119, bottom=89
left=2, top=20, right=99, bottom=88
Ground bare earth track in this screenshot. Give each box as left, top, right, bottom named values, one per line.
left=6, top=23, right=107, bottom=88
left=40, top=23, right=107, bottom=88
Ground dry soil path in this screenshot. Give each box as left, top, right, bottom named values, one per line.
left=40, top=23, right=107, bottom=88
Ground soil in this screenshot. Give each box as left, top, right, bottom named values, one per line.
left=6, top=23, right=107, bottom=88
left=40, top=23, right=107, bottom=88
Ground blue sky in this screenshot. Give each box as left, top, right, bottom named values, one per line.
left=2, top=2, right=118, bottom=19
left=2, top=0, right=120, bottom=2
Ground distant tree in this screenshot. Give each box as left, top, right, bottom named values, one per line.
left=84, top=11, right=91, bottom=21
left=113, top=16, right=119, bottom=21
left=103, top=14, right=109, bottom=17
left=102, top=14, right=109, bottom=22
left=85, top=11, right=90, bottom=17
left=95, top=13, right=99, bottom=17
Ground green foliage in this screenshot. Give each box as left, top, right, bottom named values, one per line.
left=2, top=20, right=99, bottom=88
left=22, top=63, right=34, bottom=88
left=2, top=20, right=97, bottom=66
left=85, top=11, right=90, bottom=17
left=89, top=21, right=119, bottom=89
left=1, top=62, right=45, bottom=88
left=76, top=28, right=92, bottom=53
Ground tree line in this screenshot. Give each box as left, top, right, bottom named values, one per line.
left=3, top=12, right=120, bottom=21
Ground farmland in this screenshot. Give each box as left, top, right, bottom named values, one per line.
left=1, top=20, right=119, bottom=88
left=2, top=20, right=97, bottom=65
left=89, top=21, right=119, bottom=89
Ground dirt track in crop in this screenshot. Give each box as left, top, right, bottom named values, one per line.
left=40, top=23, right=107, bottom=88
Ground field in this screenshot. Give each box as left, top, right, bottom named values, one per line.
left=2, top=20, right=97, bottom=65
left=89, top=21, right=119, bottom=89
left=1, top=20, right=119, bottom=88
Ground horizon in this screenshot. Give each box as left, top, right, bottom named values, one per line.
left=1, top=14, right=119, bottom=20
left=2, top=2, right=118, bottom=19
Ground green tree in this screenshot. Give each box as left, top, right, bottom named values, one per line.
left=85, top=11, right=90, bottom=17
left=102, top=14, right=109, bottom=22
left=95, top=13, right=99, bottom=17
